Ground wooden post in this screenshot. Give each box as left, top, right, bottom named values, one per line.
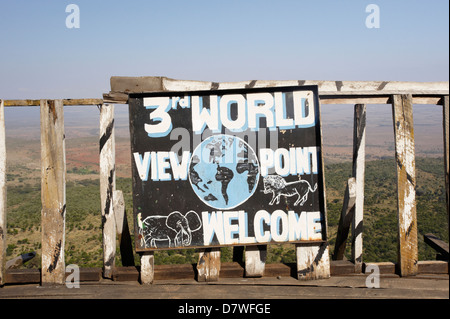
left=0, top=100, right=6, bottom=286
left=332, top=177, right=356, bottom=260
left=352, top=104, right=366, bottom=272
left=40, top=99, right=66, bottom=285
left=442, top=96, right=449, bottom=224
left=392, top=94, right=418, bottom=276
left=197, top=248, right=221, bottom=282
left=113, top=190, right=135, bottom=266
left=99, top=103, right=116, bottom=279
left=296, top=242, right=330, bottom=280
left=245, top=245, right=267, bottom=277
left=140, top=252, right=154, bottom=285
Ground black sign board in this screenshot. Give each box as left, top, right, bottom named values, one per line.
left=128, top=85, right=326, bottom=251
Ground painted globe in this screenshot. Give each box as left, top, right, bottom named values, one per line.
left=189, top=134, right=260, bottom=209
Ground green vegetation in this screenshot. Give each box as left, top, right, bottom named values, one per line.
left=5, top=157, right=448, bottom=268
left=67, top=167, right=97, bottom=175
left=325, top=157, right=448, bottom=262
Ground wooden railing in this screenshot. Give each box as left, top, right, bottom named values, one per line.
left=0, top=78, right=448, bottom=286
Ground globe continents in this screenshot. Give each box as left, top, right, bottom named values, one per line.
left=189, top=134, right=260, bottom=210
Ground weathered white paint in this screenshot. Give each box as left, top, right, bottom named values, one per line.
left=197, top=248, right=221, bottom=282
left=352, top=104, right=366, bottom=272
left=40, top=99, right=66, bottom=285
left=296, top=243, right=330, bottom=280
left=392, top=94, right=418, bottom=277
left=245, top=246, right=266, bottom=277
left=105, top=77, right=448, bottom=105
left=99, top=103, right=116, bottom=278
left=110, top=76, right=449, bottom=95
left=113, top=190, right=125, bottom=236
left=140, top=252, right=154, bottom=284
left=0, top=100, right=6, bottom=286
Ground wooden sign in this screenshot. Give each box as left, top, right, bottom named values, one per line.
left=128, top=86, right=327, bottom=251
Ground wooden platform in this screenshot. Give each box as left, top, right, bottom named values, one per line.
left=0, top=261, right=448, bottom=300
left=0, top=274, right=448, bottom=300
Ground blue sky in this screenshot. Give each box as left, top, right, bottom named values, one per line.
left=0, top=0, right=448, bottom=99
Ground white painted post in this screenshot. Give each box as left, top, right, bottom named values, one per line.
left=352, top=104, right=366, bottom=273
left=296, top=242, right=330, bottom=280
left=140, top=252, right=154, bottom=285
left=0, top=100, right=6, bottom=286
left=99, top=103, right=116, bottom=278
left=245, top=245, right=267, bottom=277
left=197, top=248, right=221, bottom=282
left=40, top=99, right=66, bottom=285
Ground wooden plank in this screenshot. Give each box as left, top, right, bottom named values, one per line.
left=320, top=95, right=442, bottom=105
left=424, top=233, right=449, bottom=259
left=263, top=263, right=293, bottom=278
left=5, top=269, right=41, bottom=284
left=332, top=177, right=356, bottom=260
left=352, top=104, right=366, bottom=273
left=102, top=92, right=128, bottom=104
left=104, top=93, right=444, bottom=106
left=220, top=262, right=245, bottom=278
left=140, top=252, right=154, bottom=284
left=197, top=248, right=221, bottom=282
left=75, top=267, right=102, bottom=282
left=417, top=261, right=448, bottom=274
left=109, top=76, right=449, bottom=95
left=105, top=77, right=448, bottom=104
left=5, top=268, right=101, bottom=284
left=113, top=190, right=135, bottom=266
left=62, top=99, right=103, bottom=106
left=163, top=78, right=449, bottom=96
left=392, top=94, right=418, bottom=277
left=110, top=76, right=164, bottom=93
left=443, top=96, right=449, bottom=224
left=40, top=99, right=66, bottom=285
left=2, top=261, right=447, bottom=285
left=330, top=260, right=356, bottom=275
left=0, top=99, right=6, bottom=286
left=4, top=98, right=103, bottom=107
left=363, top=262, right=396, bottom=274
left=99, top=103, right=116, bottom=278
left=296, top=242, right=330, bottom=280
left=244, top=245, right=267, bottom=278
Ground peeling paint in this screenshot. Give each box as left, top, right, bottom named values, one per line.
left=47, top=240, right=62, bottom=273
left=99, top=119, right=114, bottom=153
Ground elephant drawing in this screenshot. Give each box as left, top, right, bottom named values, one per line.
left=137, top=211, right=202, bottom=248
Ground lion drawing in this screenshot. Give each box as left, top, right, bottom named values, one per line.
left=263, top=175, right=317, bottom=206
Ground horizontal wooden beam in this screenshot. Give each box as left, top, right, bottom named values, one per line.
left=104, top=76, right=449, bottom=104
left=3, top=99, right=103, bottom=107
left=5, top=267, right=102, bottom=284
left=4, top=260, right=447, bottom=284
left=111, top=77, right=450, bottom=95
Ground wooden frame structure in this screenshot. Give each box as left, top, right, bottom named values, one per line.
left=0, top=78, right=448, bottom=286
